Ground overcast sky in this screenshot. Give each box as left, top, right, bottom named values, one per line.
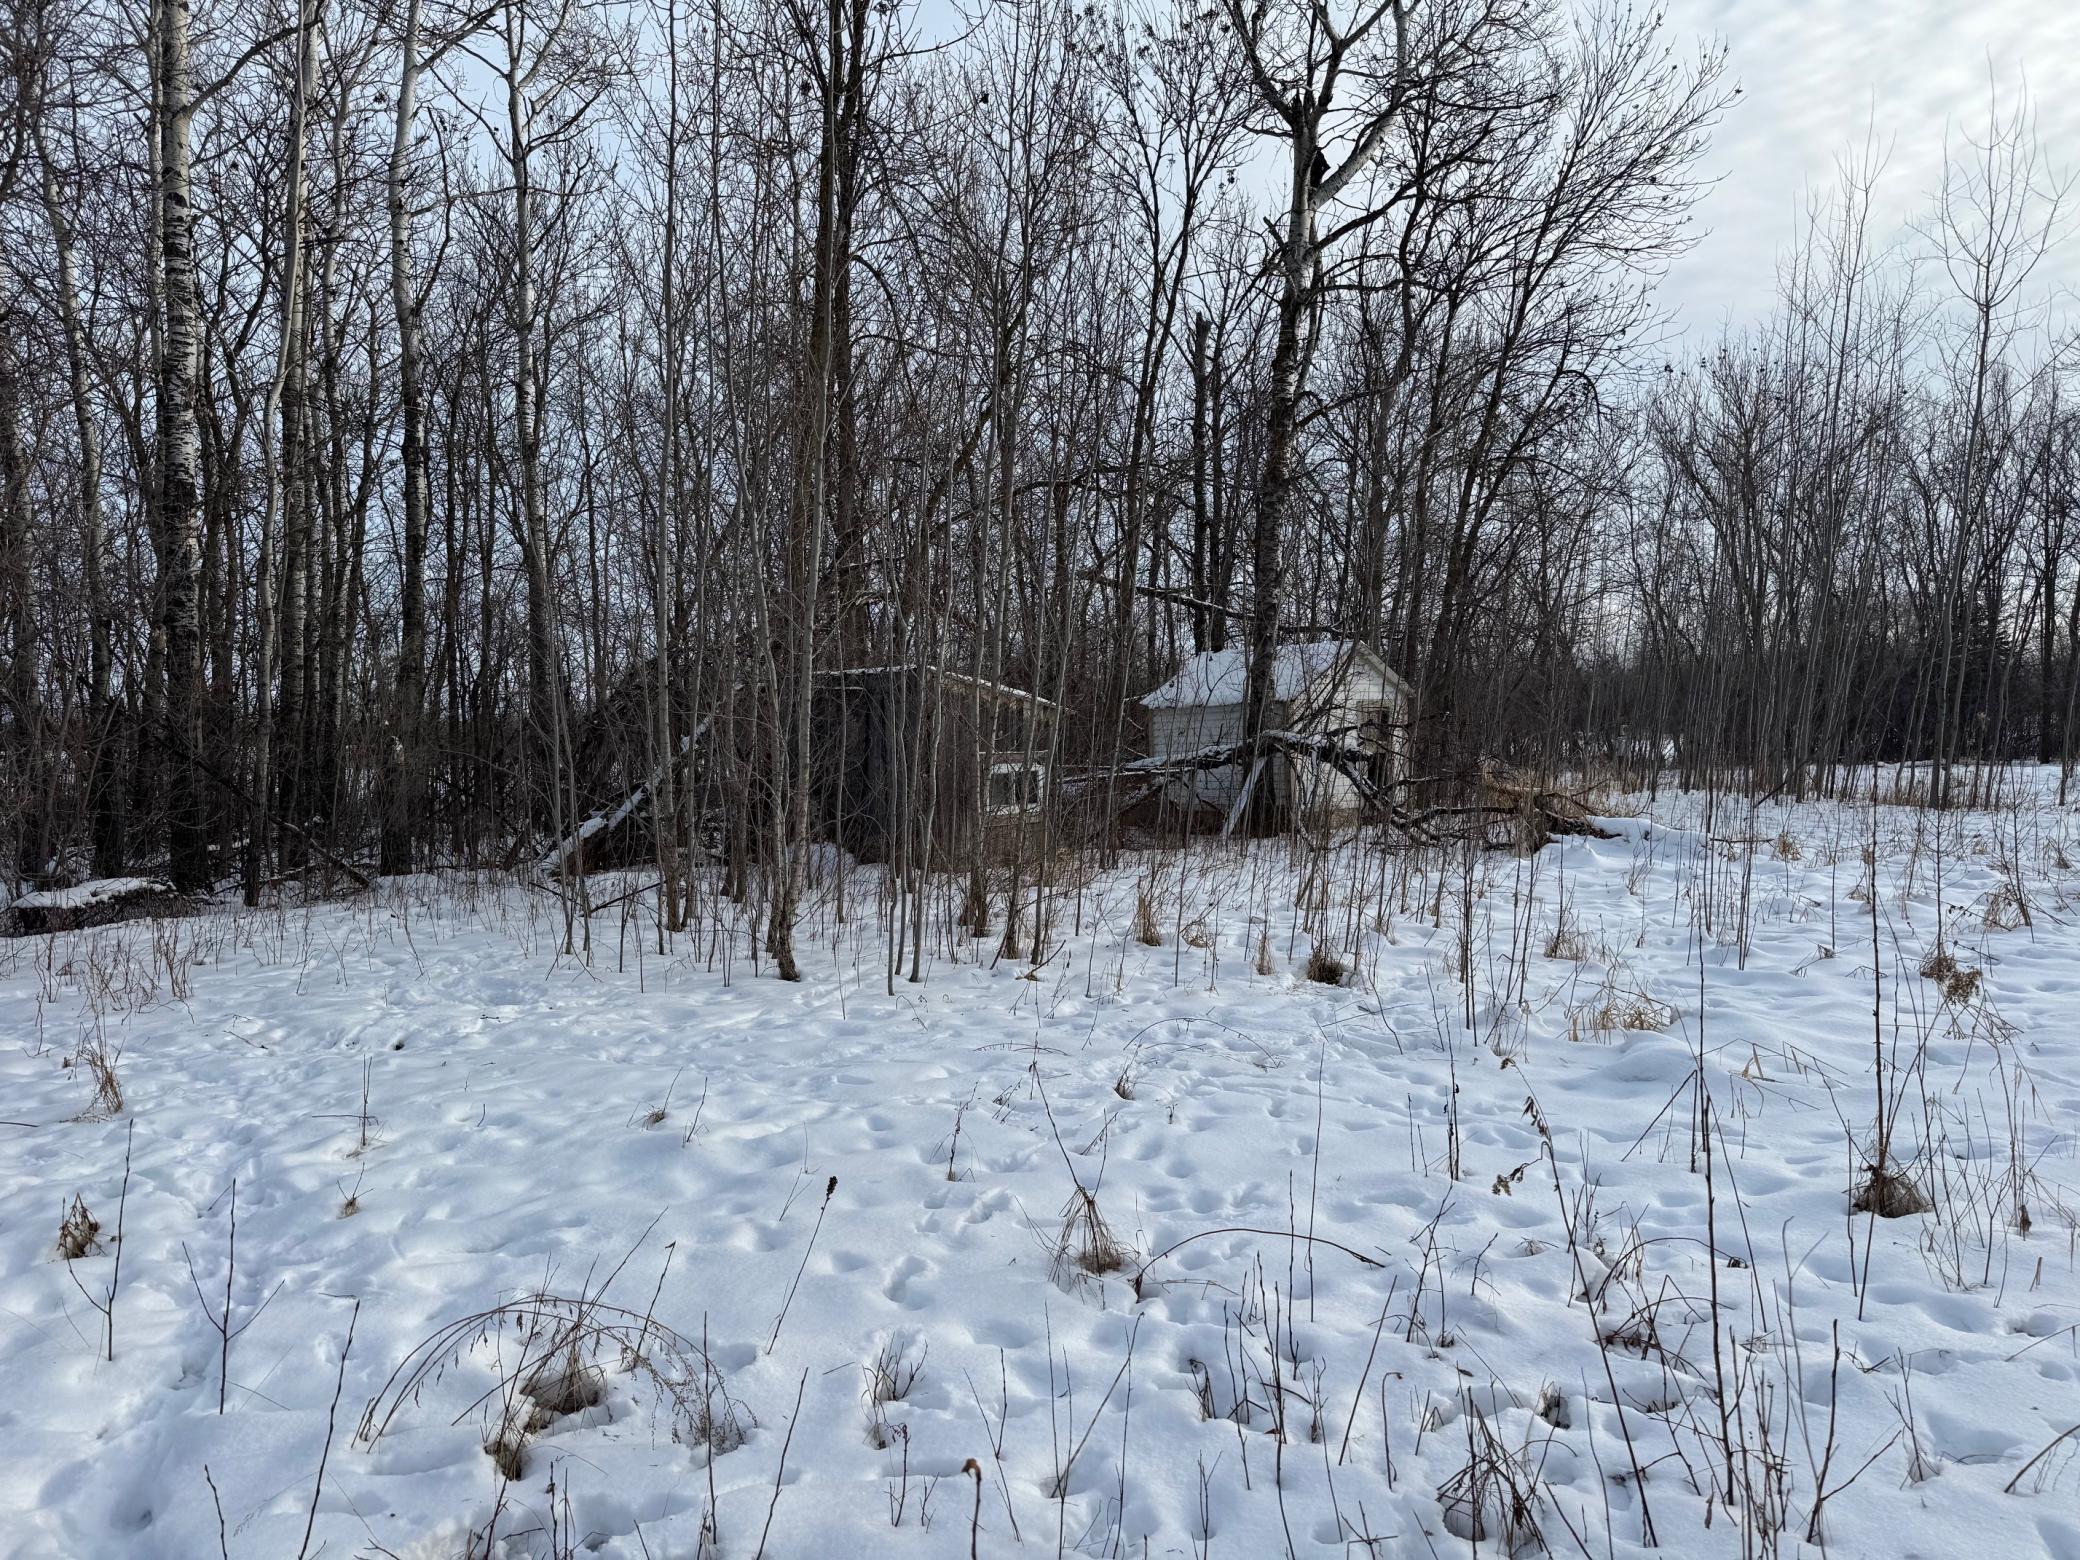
left=1655, top=0, right=2078, bottom=331
left=910, top=2, right=2074, bottom=334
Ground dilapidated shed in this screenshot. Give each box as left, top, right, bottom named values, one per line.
left=1140, top=640, right=1410, bottom=827
left=814, top=666, right=1058, bottom=864
left=534, top=665, right=1059, bottom=879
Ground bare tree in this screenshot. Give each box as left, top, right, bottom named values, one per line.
left=1222, top=0, right=1415, bottom=805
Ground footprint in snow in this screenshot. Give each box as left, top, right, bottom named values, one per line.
left=882, top=1254, right=933, bottom=1309
left=959, top=1187, right=1014, bottom=1226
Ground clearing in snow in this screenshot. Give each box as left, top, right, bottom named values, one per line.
left=2, top=780, right=2077, bottom=1558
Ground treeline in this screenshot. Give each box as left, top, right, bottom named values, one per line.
left=1605, top=130, right=2077, bottom=807
left=0, top=0, right=2068, bottom=941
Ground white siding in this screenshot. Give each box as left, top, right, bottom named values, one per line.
left=1145, top=651, right=1410, bottom=823
left=1150, top=700, right=1253, bottom=812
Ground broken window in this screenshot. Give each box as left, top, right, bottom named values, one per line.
left=986, top=760, right=1046, bottom=814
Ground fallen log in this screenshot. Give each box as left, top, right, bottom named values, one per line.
left=6, top=878, right=191, bottom=936
left=538, top=719, right=714, bottom=880
left=1093, top=734, right=1615, bottom=849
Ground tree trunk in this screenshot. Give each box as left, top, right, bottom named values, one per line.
left=1244, top=134, right=1315, bottom=824
left=0, top=306, right=44, bottom=883
left=156, top=0, right=209, bottom=892
left=247, top=0, right=319, bottom=901
left=380, top=0, right=430, bottom=876
left=768, top=0, right=867, bottom=980
left=36, top=125, right=121, bottom=873
left=504, top=13, right=560, bottom=836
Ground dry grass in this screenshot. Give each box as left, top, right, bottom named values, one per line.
left=483, top=1423, right=529, bottom=1482
left=1578, top=982, right=1676, bottom=1037
left=1436, top=1399, right=1547, bottom=1555
left=480, top=1344, right=612, bottom=1480
left=57, top=1194, right=101, bottom=1260
left=1304, top=944, right=1346, bottom=985
left=1983, top=879, right=2031, bottom=932
left=1051, top=1186, right=1133, bottom=1289
left=1543, top=918, right=1595, bottom=962
left=863, top=1333, right=927, bottom=1446
left=68, top=1035, right=123, bottom=1118
left=863, top=1334, right=927, bottom=1407
left=1852, top=1163, right=1933, bottom=1218
left=1918, top=945, right=1982, bottom=1004
left=359, top=1289, right=753, bottom=1487
left=522, top=1348, right=606, bottom=1426
left=1131, top=882, right=1162, bottom=946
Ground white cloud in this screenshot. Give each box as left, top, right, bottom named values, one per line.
left=1659, top=0, right=2079, bottom=329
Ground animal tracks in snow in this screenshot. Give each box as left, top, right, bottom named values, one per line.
left=4, top=787, right=2080, bottom=1558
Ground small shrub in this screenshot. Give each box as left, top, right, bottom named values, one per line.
left=1131, top=884, right=1162, bottom=946
left=1543, top=917, right=1593, bottom=962
left=1919, top=945, right=1981, bottom=1003
left=863, top=1333, right=927, bottom=1423
left=1593, top=989, right=1675, bottom=1033
left=57, top=1194, right=101, bottom=1260
left=1051, top=1187, right=1132, bottom=1289
left=522, top=1349, right=605, bottom=1428
left=69, top=1037, right=123, bottom=1118
left=1983, top=882, right=2030, bottom=932
left=1852, top=1164, right=1932, bottom=1218
left=1304, top=944, right=1346, bottom=985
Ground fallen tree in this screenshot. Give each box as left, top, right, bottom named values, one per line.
left=6, top=878, right=191, bottom=936
left=1089, top=731, right=1617, bottom=849
left=537, top=719, right=716, bottom=880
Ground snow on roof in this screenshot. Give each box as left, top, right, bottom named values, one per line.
left=827, top=665, right=1059, bottom=711
left=1140, top=640, right=1391, bottom=710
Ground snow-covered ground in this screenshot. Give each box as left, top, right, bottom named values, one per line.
left=3, top=780, right=2078, bottom=1559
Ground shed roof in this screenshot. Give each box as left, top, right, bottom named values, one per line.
left=823, top=664, right=1060, bottom=712
left=1140, top=640, right=1406, bottom=711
